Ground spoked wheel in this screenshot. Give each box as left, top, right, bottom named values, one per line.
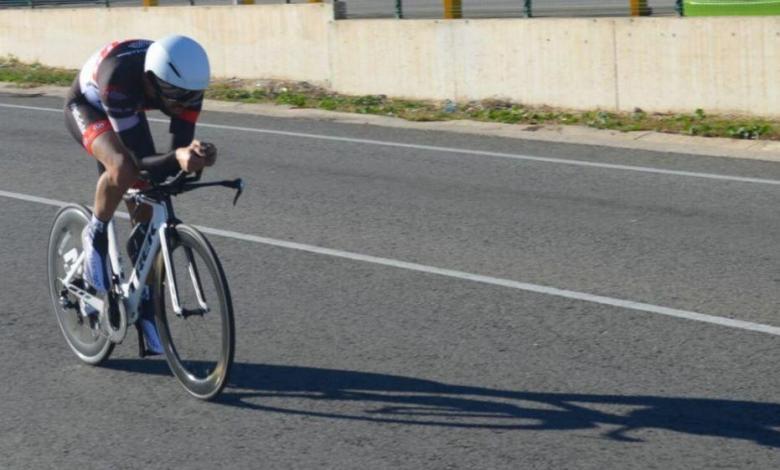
left=47, top=205, right=114, bottom=365
left=153, top=224, right=235, bottom=400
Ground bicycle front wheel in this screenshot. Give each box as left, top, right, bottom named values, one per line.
left=153, top=224, right=235, bottom=400
left=47, top=204, right=113, bottom=365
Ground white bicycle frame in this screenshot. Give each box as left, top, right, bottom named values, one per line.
left=59, top=190, right=209, bottom=343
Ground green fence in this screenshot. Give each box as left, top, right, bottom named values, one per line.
left=682, top=0, right=780, bottom=16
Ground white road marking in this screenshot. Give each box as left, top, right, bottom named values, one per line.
left=3, top=102, right=780, bottom=186
left=0, top=190, right=68, bottom=208
left=3, top=188, right=779, bottom=337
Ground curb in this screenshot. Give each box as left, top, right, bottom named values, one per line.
left=4, top=83, right=779, bottom=163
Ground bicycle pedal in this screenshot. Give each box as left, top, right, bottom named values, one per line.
left=59, top=298, right=78, bottom=311
left=89, top=316, right=105, bottom=339
left=58, top=290, right=78, bottom=310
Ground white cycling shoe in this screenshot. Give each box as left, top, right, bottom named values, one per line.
left=81, top=220, right=110, bottom=296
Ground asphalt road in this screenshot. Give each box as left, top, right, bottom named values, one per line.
left=0, top=92, right=779, bottom=469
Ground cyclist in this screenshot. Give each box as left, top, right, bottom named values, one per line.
left=64, top=35, right=217, bottom=354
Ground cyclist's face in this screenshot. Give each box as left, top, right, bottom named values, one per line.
left=161, top=97, right=186, bottom=116
left=148, top=74, right=204, bottom=115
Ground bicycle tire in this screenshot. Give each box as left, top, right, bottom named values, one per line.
left=47, top=204, right=114, bottom=365
left=152, top=224, right=235, bottom=400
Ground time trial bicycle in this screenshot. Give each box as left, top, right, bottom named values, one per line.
left=47, top=170, right=243, bottom=400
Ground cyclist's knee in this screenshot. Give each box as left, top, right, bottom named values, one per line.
left=91, top=133, right=138, bottom=188
left=96, top=150, right=137, bottom=189
left=108, top=157, right=139, bottom=189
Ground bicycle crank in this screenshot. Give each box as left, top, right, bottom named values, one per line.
left=101, top=290, right=128, bottom=344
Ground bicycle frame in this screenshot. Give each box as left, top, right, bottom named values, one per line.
left=128, top=192, right=210, bottom=317
left=60, top=190, right=209, bottom=344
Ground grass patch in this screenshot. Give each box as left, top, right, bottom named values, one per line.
left=0, top=56, right=77, bottom=87
left=3, top=56, right=779, bottom=141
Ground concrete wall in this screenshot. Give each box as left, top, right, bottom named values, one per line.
left=615, top=17, right=780, bottom=116
left=330, top=16, right=780, bottom=116
left=0, top=4, right=332, bottom=83
left=329, top=18, right=618, bottom=110
left=1, top=4, right=778, bottom=116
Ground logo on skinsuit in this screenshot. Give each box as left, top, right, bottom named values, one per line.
left=83, top=120, right=112, bottom=155
left=70, top=105, right=87, bottom=133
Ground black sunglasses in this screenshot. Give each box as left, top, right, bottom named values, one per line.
left=153, top=76, right=204, bottom=108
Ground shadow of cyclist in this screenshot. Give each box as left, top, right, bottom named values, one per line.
left=106, top=359, right=780, bottom=447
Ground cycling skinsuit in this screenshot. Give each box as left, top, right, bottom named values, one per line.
left=64, top=39, right=202, bottom=179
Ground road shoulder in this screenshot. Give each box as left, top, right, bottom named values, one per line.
left=6, top=82, right=779, bottom=163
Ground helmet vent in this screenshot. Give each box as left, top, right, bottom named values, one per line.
left=167, top=61, right=182, bottom=79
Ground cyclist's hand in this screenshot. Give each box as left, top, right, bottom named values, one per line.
left=200, top=141, right=217, bottom=167
left=175, top=141, right=207, bottom=173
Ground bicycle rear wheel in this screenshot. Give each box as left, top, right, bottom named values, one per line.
left=47, top=205, right=113, bottom=365
left=153, top=224, right=235, bottom=400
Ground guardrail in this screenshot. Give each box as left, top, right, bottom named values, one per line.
left=1, top=0, right=106, bottom=6
left=1, top=1, right=778, bottom=18
left=0, top=0, right=678, bottom=17
left=386, top=0, right=669, bottom=18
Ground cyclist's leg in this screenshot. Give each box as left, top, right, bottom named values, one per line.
left=65, top=90, right=137, bottom=294
left=90, top=132, right=140, bottom=221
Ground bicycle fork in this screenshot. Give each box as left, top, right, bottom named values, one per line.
left=159, top=224, right=210, bottom=318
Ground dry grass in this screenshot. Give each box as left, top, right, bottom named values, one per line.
left=3, top=58, right=776, bottom=141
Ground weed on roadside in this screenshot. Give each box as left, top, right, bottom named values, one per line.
left=3, top=57, right=779, bottom=141
left=0, top=56, right=76, bottom=86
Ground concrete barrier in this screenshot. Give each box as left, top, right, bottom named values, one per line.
left=0, top=4, right=332, bottom=83
left=329, top=18, right=618, bottom=110
left=615, top=17, right=780, bottom=117
left=1, top=4, right=778, bottom=116
left=330, top=16, right=780, bottom=116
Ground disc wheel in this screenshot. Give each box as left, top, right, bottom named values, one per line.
left=47, top=205, right=113, bottom=365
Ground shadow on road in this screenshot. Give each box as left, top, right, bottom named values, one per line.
left=107, top=359, right=780, bottom=446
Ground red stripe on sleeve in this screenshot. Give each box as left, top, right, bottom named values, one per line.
left=178, top=109, right=200, bottom=124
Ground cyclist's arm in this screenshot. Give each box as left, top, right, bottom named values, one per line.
left=170, top=104, right=216, bottom=167
left=169, top=106, right=200, bottom=150
left=111, top=114, right=181, bottom=175
left=97, top=67, right=180, bottom=176
left=112, top=114, right=181, bottom=175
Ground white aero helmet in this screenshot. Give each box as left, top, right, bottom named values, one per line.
left=144, top=35, right=210, bottom=91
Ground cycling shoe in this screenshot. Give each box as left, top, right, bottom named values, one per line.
left=139, top=288, right=163, bottom=355
left=81, top=219, right=110, bottom=295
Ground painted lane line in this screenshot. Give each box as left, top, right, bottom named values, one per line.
left=0, top=103, right=63, bottom=113
left=3, top=102, right=780, bottom=187
left=0, top=190, right=68, bottom=208
left=3, top=188, right=780, bottom=337
left=192, top=122, right=780, bottom=186
left=194, top=225, right=780, bottom=337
